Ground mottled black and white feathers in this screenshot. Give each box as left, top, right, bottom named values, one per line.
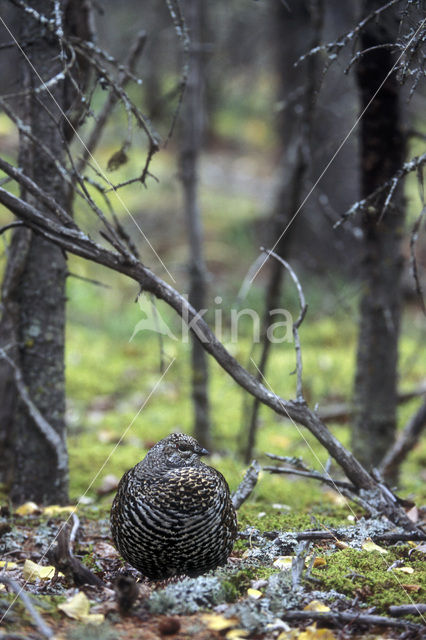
left=110, top=433, right=237, bottom=580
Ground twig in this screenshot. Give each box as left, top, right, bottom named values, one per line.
left=47, top=520, right=103, bottom=587
left=260, top=248, right=308, bottom=402
left=335, top=152, right=426, bottom=228
left=0, top=348, right=67, bottom=471
left=253, top=529, right=426, bottom=543
left=0, top=221, right=25, bottom=235
left=231, top=460, right=261, bottom=510
left=67, top=271, right=110, bottom=288
left=76, top=29, right=147, bottom=175
left=0, top=575, right=54, bottom=638
left=263, top=465, right=356, bottom=491
left=389, top=604, right=426, bottom=617
left=281, top=609, right=423, bottom=632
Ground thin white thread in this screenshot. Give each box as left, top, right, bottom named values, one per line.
left=0, top=358, right=176, bottom=624
left=250, top=357, right=426, bottom=624
left=250, top=17, right=426, bottom=283
left=0, top=15, right=176, bottom=283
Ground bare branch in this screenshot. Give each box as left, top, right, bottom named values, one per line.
left=335, top=152, right=426, bottom=228
left=231, top=460, right=261, bottom=510
left=281, top=609, right=424, bottom=632
left=260, top=248, right=308, bottom=402
left=0, top=575, right=54, bottom=638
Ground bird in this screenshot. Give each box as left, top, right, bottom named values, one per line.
left=110, top=433, right=237, bottom=580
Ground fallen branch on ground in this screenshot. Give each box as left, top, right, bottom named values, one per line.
left=281, top=609, right=424, bottom=632
left=0, top=575, right=54, bottom=638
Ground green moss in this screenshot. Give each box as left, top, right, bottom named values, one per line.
left=312, top=547, right=426, bottom=613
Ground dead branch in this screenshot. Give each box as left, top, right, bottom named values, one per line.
left=260, top=247, right=308, bottom=402
left=335, top=152, right=426, bottom=229
left=232, top=460, right=261, bottom=510
left=389, top=604, right=426, bottom=617
left=0, top=348, right=68, bottom=472
left=47, top=517, right=104, bottom=587
left=76, top=29, right=147, bottom=175
left=0, top=575, right=54, bottom=638
left=281, top=609, right=424, bottom=632
left=258, top=529, right=426, bottom=543
left=409, top=204, right=426, bottom=315
left=379, top=398, right=426, bottom=479
left=263, top=465, right=356, bottom=491
left=0, top=182, right=423, bottom=532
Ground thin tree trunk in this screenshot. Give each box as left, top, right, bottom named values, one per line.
left=180, top=0, right=210, bottom=449
left=351, top=0, right=406, bottom=469
left=243, top=0, right=322, bottom=462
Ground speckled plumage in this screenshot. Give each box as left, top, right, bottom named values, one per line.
left=110, top=433, right=237, bottom=580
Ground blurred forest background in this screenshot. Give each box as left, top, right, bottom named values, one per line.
left=0, top=0, right=425, bottom=511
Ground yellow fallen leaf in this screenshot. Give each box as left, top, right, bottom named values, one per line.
left=15, top=502, right=40, bottom=516
left=0, top=584, right=4, bottom=592
left=23, top=559, right=57, bottom=581
left=201, top=614, right=238, bottom=631
left=58, top=592, right=104, bottom=625
left=299, top=624, right=337, bottom=639
left=304, top=600, right=331, bottom=612
left=247, top=588, right=263, bottom=599
left=226, top=630, right=250, bottom=639
left=394, top=566, right=414, bottom=574
left=0, top=561, right=18, bottom=570
left=273, top=556, right=293, bottom=570
left=335, top=540, right=349, bottom=550
left=306, top=556, right=327, bottom=568
left=362, top=539, right=388, bottom=554
left=43, top=505, right=76, bottom=516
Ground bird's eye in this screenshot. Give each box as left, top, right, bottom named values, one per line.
left=177, top=443, right=191, bottom=453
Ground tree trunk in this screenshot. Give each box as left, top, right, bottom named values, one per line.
left=0, top=0, right=80, bottom=504
left=243, top=0, right=322, bottom=462
left=351, top=1, right=406, bottom=470
left=180, top=0, right=211, bottom=449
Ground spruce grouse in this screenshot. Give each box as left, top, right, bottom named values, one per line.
left=110, top=433, right=237, bottom=579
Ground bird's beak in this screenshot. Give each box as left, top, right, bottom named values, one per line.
left=199, top=447, right=209, bottom=456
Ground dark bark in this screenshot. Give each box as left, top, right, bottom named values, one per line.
left=0, top=0, right=91, bottom=504
left=351, top=1, right=406, bottom=470
left=179, top=0, right=210, bottom=449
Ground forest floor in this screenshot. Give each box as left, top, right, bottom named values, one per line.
left=1, top=498, right=426, bottom=639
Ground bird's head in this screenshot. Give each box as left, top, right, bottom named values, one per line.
left=140, top=433, right=209, bottom=474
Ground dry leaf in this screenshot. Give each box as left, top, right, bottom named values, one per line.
left=15, top=501, right=40, bottom=516
left=201, top=614, right=239, bottom=631
left=58, top=591, right=104, bottom=624
left=273, top=556, right=293, bottom=570
left=406, top=506, right=418, bottom=523
left=247, top=588, right=263, bottom=599
left=361, top=539, right=388, bottom=554
left=23, top=559, right=58, bottom=581
left=299, top=623, right=337, bottom=639
left=0, top=561, right=18, bottom=570
left=305, top=556, right=327, bottom=568
left=335, top=540, right=349, bottom=549
left=226, top=630, right=250, bottom=639
left=43, top=505, right=76, bottom=516
left=394, top=566, right=414, bottom=574
left=304, top=600, right=331, bottom=612
left=402, top=584, right=421, bottom=592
